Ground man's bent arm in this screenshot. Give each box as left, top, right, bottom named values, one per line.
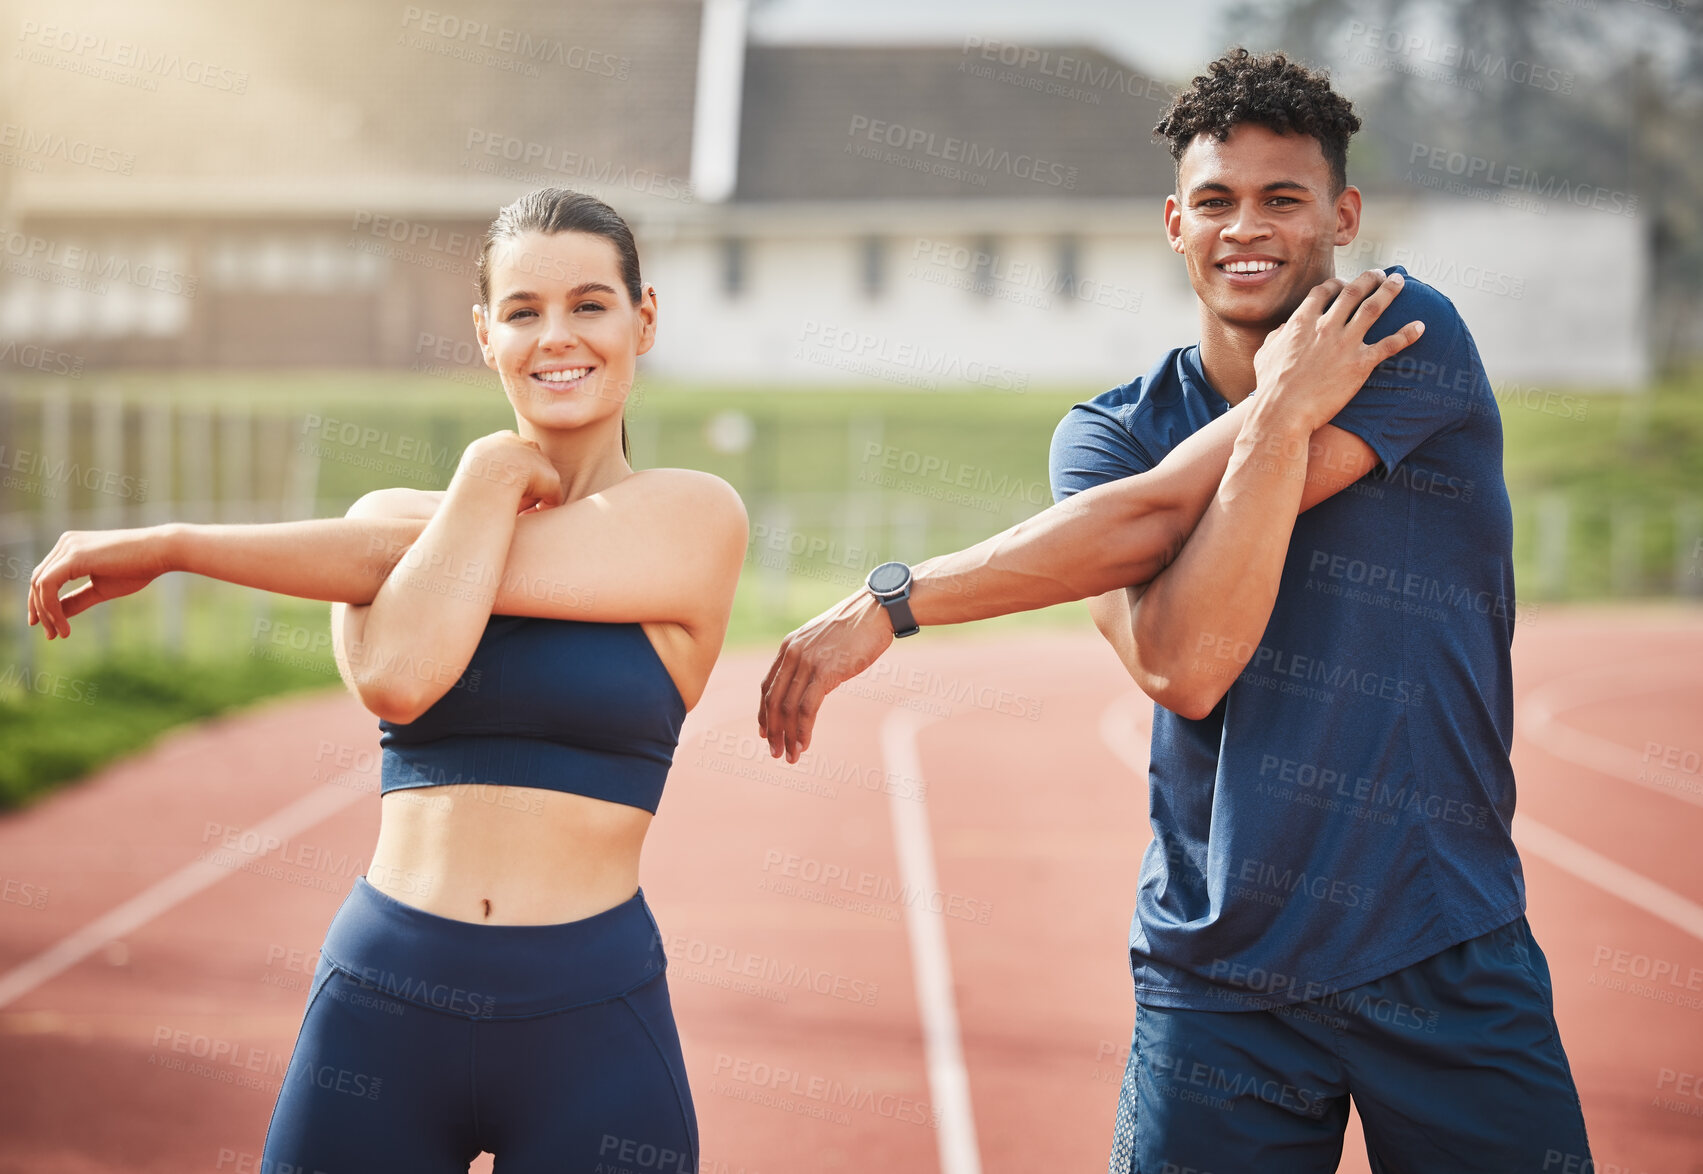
left=1088, top=425, right=1376, bottom=718
left=901, top=402, right=1253, bottom=625
left=758, top=271, right=1420, bottom=761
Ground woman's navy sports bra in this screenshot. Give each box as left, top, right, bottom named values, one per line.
left=376, top=614, right=687, bottom=813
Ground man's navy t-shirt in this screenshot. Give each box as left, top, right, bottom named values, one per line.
left=1048, top=267, right=1527, bottom=1011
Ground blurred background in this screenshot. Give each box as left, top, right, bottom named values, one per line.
left=0, top=0, right=1699, bottom=803
left=0, top=1, right=1700, bottom=1171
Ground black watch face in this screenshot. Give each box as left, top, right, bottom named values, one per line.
left=868, top=561, right=910, bottom=594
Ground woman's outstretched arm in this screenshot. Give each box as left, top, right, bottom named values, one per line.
left=27, top=505, right=435, bottom=638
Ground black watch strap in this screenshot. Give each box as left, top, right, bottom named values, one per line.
left=880, top=593, right=920, bottom=638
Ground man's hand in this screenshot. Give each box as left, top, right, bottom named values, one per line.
left=758, top=590, right=895, bottom=763
left=1253, top=269, right=1423, bottom=433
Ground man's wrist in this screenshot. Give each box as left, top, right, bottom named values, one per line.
left=1236, top=397, right=1314, bottom=474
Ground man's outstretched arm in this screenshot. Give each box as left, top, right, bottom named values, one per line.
left=758, top=270, right=1422, bottom=761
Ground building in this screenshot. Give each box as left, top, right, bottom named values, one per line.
left=0, top=0, right=1648, bottom=389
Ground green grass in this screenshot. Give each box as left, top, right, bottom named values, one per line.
left=0, top=364, right=1699, bottom=809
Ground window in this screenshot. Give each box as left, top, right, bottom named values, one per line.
left=1056, top=235, right=1080, bottom=303
left=721, top=236, right=746, bottom=298
left=860, top=235, right=885, bottom=299
left=971, top=234, right=997, bottom=298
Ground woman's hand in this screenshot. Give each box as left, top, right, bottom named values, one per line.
left=456, top=431, right=565, bottom=514
left=28, top=526, right=176, bottom=639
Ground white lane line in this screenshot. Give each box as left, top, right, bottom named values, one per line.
left=0, top=782, right=365, bottom=1011
left=881, top=708, right=981, bottom=1174
left=1518, top=655, right=1703, bottom=809
left=1098, top=698, right=1152, bottom=779
left=1513, top=814, right=1703, bottom=944
left=1093, top=698, right=1703, bottom=948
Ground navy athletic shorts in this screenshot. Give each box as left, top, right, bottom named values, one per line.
left=1105, top=914, right=1592, bottom=1173
left=262, top=875, right=697, bottom=1173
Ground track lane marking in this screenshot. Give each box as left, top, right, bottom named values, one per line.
left=882, top=708, right=982, bottom=1174
left=1095, top=696, right=1703, bottom=950
left=1519, top=655, right=1703, bottom=809
left=0, top=782, right=365, bottom=1011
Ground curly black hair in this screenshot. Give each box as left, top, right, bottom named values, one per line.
left=1154, top=48, right=1361, bottom=194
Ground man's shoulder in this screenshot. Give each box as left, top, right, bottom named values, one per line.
left=1062, top=345, right=1196, bottom=428
left=1371, top=265, right=1469, bottom=351
left=1050, top=346, right=1201, bottom=493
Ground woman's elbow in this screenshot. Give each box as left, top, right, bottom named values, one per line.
left=354, top=678, right=425, bottom=725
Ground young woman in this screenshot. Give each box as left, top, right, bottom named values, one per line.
left=27, top=188, right=747, bottom=1172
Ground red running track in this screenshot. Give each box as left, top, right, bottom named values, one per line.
left=0, top=607, right=1700, bottom=1173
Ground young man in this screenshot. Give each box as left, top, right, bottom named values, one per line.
left=758, top=48, right=1591, bottom=1173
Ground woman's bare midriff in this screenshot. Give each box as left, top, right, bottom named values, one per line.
left=366, top=784, right=652, bottom=925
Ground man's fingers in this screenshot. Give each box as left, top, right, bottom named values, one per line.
left=1322, top=268, right=1385, bottom=327
left=1345, top=272, right=1405, bottom=337
left=772, top=660, right=817, bottom=763
left=1370, top=320, right=1426, bottom=364
left=788, top=677, right=830, bottom=763
left=761, top=644, right=800, bottom=754
left=1293, top=277, right=1344, bottom=323
left=758, top=641, right=789, bottom=738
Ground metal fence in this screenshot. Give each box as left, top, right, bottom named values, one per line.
left=2, top=383, right=1700, bottom=686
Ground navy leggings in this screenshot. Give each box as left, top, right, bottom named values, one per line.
left=262, top=876, right=697, bottom=1173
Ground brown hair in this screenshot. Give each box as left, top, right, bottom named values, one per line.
left=476, top=188, right=643, bottom=462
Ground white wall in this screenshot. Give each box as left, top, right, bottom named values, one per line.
left=638, top=195, right=1648, bottom=391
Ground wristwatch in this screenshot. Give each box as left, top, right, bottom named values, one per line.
left=866, top=561, right=919, bottom=638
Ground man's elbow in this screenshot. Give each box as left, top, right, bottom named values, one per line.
left=1102, top=504, right=1188, bottom=593
left=1134, top=661, right=1227, bottom=721
left=1160, top=687, right=1223, bottom=722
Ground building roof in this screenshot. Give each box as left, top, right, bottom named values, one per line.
left=734, top=43, right=1179, bottom=201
